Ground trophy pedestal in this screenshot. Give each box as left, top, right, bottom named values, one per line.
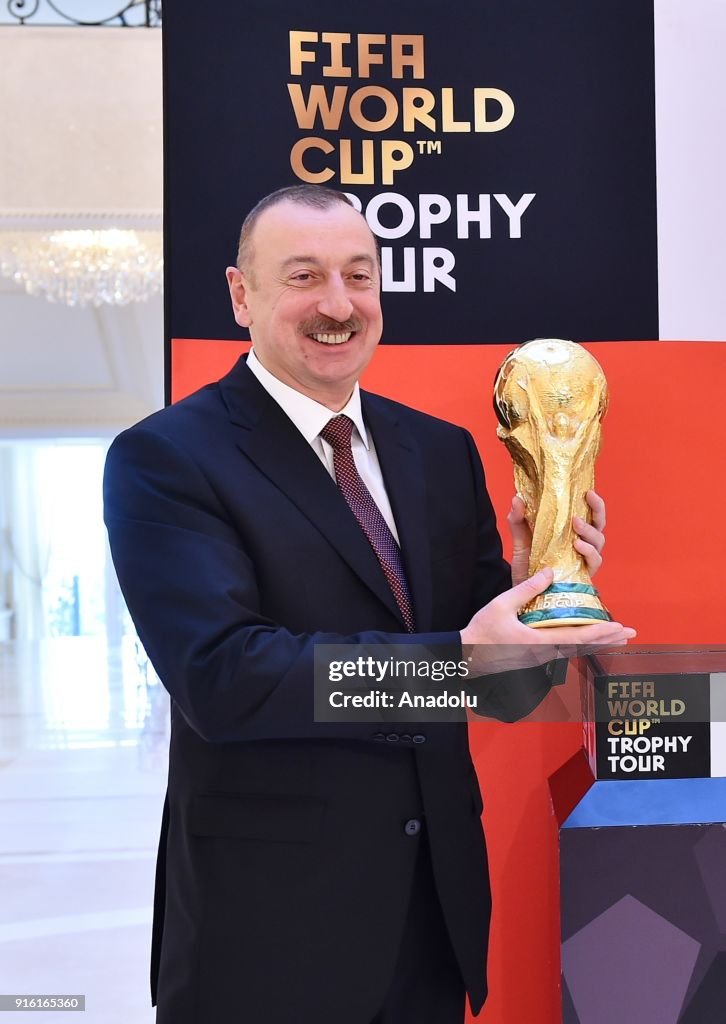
left=520, top=581, right=610, bottom=627
left=556, top=649, right=726, bottom=1022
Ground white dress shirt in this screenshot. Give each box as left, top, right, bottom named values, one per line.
left=246, top=348, right=401, bottom=543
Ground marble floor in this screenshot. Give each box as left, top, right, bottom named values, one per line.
left=0, top=638, right=169, bottom=1022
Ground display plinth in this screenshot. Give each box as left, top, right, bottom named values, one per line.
left=554, top=649, right=726, bottom=1024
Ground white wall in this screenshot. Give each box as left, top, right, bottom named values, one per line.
left=655, top=0, right=726, bottom=341
left=0, top=27, right=163, bottom=436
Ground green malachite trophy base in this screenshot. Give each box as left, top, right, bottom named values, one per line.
left=519, top=581, right=611, bottom=628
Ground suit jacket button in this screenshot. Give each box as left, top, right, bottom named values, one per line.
left=404, top=819, right=422, bottom=836
left=412, top=734, right=427, bottom=744
left=400, top=734, right=412, bottom=742
left=386, top=733, right=400, bottom=742
left=373, top=733, right=386, bottom=741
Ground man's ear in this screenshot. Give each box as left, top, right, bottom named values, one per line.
left=226, top=266, right=253, bottom=328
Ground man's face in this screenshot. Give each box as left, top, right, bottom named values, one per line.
left=226, top=200, right=383, bottom=410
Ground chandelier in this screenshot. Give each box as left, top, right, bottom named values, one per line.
left=0, top=227, right=163, bottom=307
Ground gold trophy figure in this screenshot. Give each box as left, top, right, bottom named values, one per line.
left=493, top=338, right=611, bottom=627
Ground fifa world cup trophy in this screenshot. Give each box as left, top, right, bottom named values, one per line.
left=493, top=338, right=611, bottom=627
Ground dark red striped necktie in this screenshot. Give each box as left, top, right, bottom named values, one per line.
left=320, top=415, right=415, bottom=632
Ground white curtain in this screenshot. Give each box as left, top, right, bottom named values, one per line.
left=2, top=444, right=52, bottom=640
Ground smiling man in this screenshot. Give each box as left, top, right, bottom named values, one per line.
left=226, top=193, right=382, bottom=409
left=104, top=184, right=633, bottom=1024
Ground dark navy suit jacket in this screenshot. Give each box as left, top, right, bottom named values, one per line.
left=104, top=356, right=549, bottom=1023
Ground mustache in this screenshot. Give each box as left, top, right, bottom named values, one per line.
left=300, top=316, right=364, bottom=335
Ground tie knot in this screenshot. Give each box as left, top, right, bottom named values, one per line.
left=320, top=414, right=354, bottom=451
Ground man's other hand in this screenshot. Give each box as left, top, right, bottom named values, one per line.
left=508, top=489, right=606, bottom=587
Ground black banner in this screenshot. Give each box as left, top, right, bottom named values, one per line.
left=164, top=0, right=658, bottom=345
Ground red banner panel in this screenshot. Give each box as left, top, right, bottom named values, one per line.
left=171, top=335, right=725, bottom=1021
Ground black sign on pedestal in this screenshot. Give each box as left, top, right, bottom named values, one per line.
left=594, top=673, right=711, bottom=780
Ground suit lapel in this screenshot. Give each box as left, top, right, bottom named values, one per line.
left=218, top=358, right=406, bottom=626
left=362, top=393, right=433, bottom=632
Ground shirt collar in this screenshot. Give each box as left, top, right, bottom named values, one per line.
left=247, top=348, right=370, bottom=448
